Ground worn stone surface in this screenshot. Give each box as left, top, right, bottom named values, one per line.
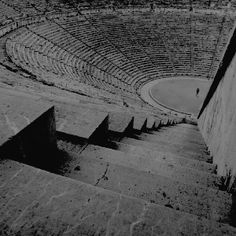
left=161, top=117, right=169, bottom=125
left=132, top=124, right=209, bottom=156
left=138, top=132, right=208, bottom=153
left=137, top=133, right=207, bottom=152
left=147, top=124, right=207, bottom=147
left=156, top=124, right=204, bottom=142
left=78, top=144, right=221, bottom=189
left=133, top=115, right=147, bottom=131
left=1, top=159, right=236, bottom=236
left=0, top=88, right=52, bottom=146
left=108, top=112, right=133, bottom=133
left=154, top=118, right=161, bottom=129
left=120, top=137, right=212, bottom=162
left=146, top=116, right=155, bottom=129
left=114, top=141, right=217, bottom=173
left=60, top=149, right=232, bottom=221
left=178, top=123, right=200, bottom=130
left=55, top=106, right=108, bottom=139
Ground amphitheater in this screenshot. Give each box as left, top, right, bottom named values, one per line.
left=2, top=0, right=236, bottom=235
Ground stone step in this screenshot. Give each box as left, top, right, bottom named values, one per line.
left=0, top=89, right=56, bottom=166
left=135, top=132, right=208, bottom=152
left=0, top=88, right=53, bottom=146
left=56, top=133, right=87, bottom=154
left=146, top=116, right=156, bottom=129
left=78, top=144, right=221, bottom=190
left=149, top=129, right=207, bottom=147
left=113, top=141, right=217, bottom=174
left=108, top=112, right=134, bottom=133
left=178, top=123, right=200, bottom=131
left=149, top=124, right=206, bottom=144
left=132, top=115, right=147, bottom=131
left=1, top=160, right=236, bottom=235
left=132, top=113, right=161, bottom=131
left=57, top=136, right=216, bottom=174
left=55, top=106, right=108, bottom=140
left=153, top=117, right=161, bottom=129
left=60, top=149, right=232, bottom=221
left=45, top=97, right=164, bottom=130
left=156, top=127, right=204, bottom=141
left=120, top=137, right=212, bottom=163
left=157, top=124, right=204, bottom=139
left=160, top=116, right=169, bottom=126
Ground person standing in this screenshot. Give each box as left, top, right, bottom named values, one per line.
left=196, top=88, right=200, bottom=97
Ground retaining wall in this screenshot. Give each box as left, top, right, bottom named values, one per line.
left=198, top=23, right=236, bottom=189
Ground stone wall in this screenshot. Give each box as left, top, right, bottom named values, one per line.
left=198, top=27, right=236, bottom=189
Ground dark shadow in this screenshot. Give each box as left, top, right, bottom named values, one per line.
left=229, top=193, right=236, bottom=227
left=0, top=130, right=88, bottom=176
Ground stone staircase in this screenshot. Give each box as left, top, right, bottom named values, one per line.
left=57, top=123, right=231, bottom=222
left=1, top=96, right=236, bottom=235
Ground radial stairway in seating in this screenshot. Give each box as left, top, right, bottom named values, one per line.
left=0, top=92, right=236, bottom=235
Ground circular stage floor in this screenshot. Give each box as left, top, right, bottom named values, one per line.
left=150, top=78, right=211, bottom=116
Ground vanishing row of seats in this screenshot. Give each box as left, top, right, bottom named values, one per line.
left=28, top=21, right=141, bottom=92
left=5, top=26, right=144, bottom=103
left=86, top=10, right=235, bottom=79
left=55, top=19, right=147, bottom=87
left=26, top=16, right=162, bottom=92
left=54, top=16, right=150, bottom=86
left=143, top=10, right=233, bottom=78
left=87, top=11, right=190, bottom=76
left=87, top=13, right=177, bottom=80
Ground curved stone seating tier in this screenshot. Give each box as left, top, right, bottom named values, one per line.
left=0, top=6, right=234, bottom=108
left=85, top=10, right=235, bottom=79
left=27, top=21, right=138, bottom=89
left=87, top=17, right=165, bottom=79
left=54, top=17, right=146, bottom=85
left=6, top=36, right=136, bottom=103
left=6, top=25, right=141, bottom=100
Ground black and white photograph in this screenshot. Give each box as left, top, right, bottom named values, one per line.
left=0, top=0, right=236, bottom=235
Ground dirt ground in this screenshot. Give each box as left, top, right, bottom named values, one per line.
left=150, top=78, right=211, bottom=116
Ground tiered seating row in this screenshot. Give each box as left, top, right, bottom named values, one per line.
left=89, top=12, right=186, bottom=77
left=6, top=26, right=141, bottom=102
left=55, top=16, right=148, bottom=87
left=0, top=3, right=235, bottom=106
left=88, top=14, right=166, bottom=80
left=119, top=13, right=176, bottom=74
left=86, top=10, right=236, bottom=80
left=28, top=21, right=138, bottom=90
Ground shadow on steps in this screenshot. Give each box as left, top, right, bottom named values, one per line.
left=228, top=194, right=236, bottom=227
left=0, top=131, right=87, bottom=176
